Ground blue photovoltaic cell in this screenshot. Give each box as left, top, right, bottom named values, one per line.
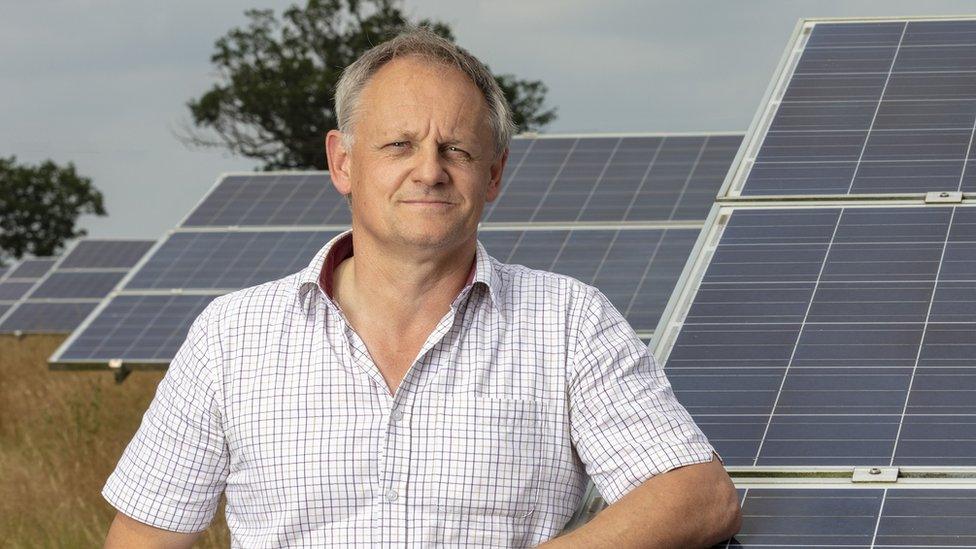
left=181, top=174, right=349, bottom=227
left=717, top=488, right=976, bottom=547
left=7, top=258, right=56, bottom=279
left=0, top=304, right=9, bottom=318
left=666, top=206, right=976, bottom=466
left=59, top=240, right=153, bottom=269
left=0, top=302, right=98, bottom=333
left=0, top=281, right=34, bottom=301
left=488, top=135, right=740, bottom=223
left=57, top=295, right=215, bottom=361
left=125, top=231, right=339, bottom=290
left=479, top=228, right=698, bottom=332
left=30, top=272, right=125, bottom=299
left=742, top=19, right=976, bottom=196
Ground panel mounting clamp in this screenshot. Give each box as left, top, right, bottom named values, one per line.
left=852, top=466, right=899, bottom=483
left=925, top=191, right=963, bottom=204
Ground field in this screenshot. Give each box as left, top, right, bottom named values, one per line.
left=0, top=335, right=230, bottom=547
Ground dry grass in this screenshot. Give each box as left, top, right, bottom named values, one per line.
left=0, top=335, right=230, bottom=547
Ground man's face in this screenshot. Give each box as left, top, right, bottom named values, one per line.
left=327, top=56, right=506, bottom=252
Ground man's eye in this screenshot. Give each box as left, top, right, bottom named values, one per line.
left=388, top=141, right=409, bottom=148
left=445, top=146, right=470, bottom=158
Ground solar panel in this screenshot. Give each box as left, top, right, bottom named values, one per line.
left=724, top=487, right=976, bottom=547
left=657, top=204, right=976, bottom=466
left=58, top=239, right=154, bottom=269
left=0, top=302, right=99, bottom=334
left=30, top=272, right=126, bottom=299
left=0, top=241, right=152, bottom=334
left=7, top=258, right=56, bottom=279
left=487, top=134, right=741, bottom=223
left=124, top=231, right=338, bottom=291
left=479, top=228, right=698, bottom=333
left=728, top=19, right=976, bottom=198
left=55, top=295, right=215, bottom=363
left=0, top=266, right=7, bottom=280
left=0, top=281, right=35, bottom=301
left=181, top=173, right=349, bottom=227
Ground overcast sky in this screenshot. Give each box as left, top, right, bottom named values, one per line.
left=3, top=0, right=975, bottom=242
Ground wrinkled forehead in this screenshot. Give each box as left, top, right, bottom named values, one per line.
left=354, top=55, right=491, bottom=129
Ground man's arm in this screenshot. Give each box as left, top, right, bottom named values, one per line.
left=104, top=512, right=203, bottom=549
left=542, top=455, right=741, bottom=548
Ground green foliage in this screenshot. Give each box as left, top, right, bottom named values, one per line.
left=186, top=0, right=556, bottom=170
left=0, top=156, right=106, bottom=265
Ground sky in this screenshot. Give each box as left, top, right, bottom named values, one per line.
left=3, top=0, right=976, bottom=242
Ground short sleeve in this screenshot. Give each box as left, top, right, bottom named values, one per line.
left=102, top=305, right=229, bottom=533
left=568, top=287, right=715, bottom=504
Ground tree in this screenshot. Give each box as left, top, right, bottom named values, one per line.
left=183, top=0, right=557, bottom=170
left=0, top=156, right=106, bottom=265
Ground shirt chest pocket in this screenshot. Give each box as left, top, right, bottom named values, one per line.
left=420, top=397, right=548, bottom=520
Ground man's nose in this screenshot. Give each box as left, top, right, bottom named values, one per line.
left=411, top=145, right=449, bottom=186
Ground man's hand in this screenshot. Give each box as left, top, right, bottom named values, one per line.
left=104, top=512, right=203, bottom=549
left=542, top=455, right=740, bottom=548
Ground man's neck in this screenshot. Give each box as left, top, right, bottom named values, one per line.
left=332, top=232, right=476, bottom=333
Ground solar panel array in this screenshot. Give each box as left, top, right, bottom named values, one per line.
left=612, top=16, right=976, bottom=547
left=0, top=258, right=57, bottom=329
left=51, top=132, right=740, bottom=368
left=0, top=240, right=152, bottom=334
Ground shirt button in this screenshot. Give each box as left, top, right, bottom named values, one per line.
left=391, top=408, right=404, bottom=422
left=385, top=489, right=399, bottom=502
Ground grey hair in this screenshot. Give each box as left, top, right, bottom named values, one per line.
left=334, top=27, right=516, bottom=157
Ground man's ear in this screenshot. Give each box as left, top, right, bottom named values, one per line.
left=325, top=130, right=352, bottom=196
left=486, top=147, right=508, bottom=202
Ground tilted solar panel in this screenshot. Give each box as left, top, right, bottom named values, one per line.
left=657, top=205, right=976, bottom=466
left=0, top=302, right=99, bottom=334
left=124, top=231, right=338, bottom=291
left=480, top=228, right=698, bottom=333
left=727, top=19, right=976, bottom=198
left=0, top=241, right=152, bottom=334
left=7, top=258, right=56, bottom=279
left=723, top=487, right=976, bottom=547
left=29, top=272, right=126, bottom=299
left=58, top=240, right=155, bottom=269
left=488, top=135, right=741, bottom=223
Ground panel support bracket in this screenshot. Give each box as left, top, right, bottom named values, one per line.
left=852, top=466, right=899, bottom=483
left=925, top=191, right=963, bottom=204
left=108, top=358, right=131, bottom=384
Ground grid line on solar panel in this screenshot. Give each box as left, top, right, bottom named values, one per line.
left=727, top=18, right=976, bottom=197
left=660, top=205, right=976, bottom=467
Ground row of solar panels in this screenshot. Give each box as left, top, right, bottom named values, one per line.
left=0, top=133, right=742, bottom=354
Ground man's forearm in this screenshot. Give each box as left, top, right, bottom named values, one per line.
left=541, top=455, right=741, bottom=549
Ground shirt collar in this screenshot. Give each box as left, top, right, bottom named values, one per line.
left=295, top=230, right=503, bottom=315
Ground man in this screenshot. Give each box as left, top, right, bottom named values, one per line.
left=104, top=28, right=740, bottom=547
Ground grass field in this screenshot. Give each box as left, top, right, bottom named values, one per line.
left=0, top=335, right=230, bottom=547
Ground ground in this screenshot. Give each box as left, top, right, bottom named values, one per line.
left=0, top=335, right=230, bottom=547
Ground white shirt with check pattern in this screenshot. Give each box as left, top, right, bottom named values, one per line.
left=103, top=231, right=715, bottom=547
